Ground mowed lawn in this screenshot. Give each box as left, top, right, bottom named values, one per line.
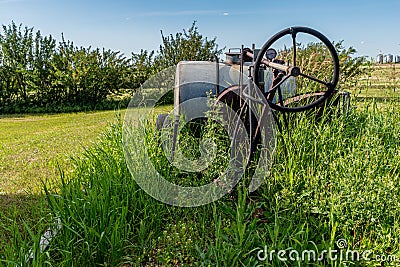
left=0, top=110, right=124, bottom=196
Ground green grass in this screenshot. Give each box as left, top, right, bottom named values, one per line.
left=0, top=110, right=123, bottom=195
left=1, top=63, right=400, bottom=266
left=360, top=64, right=400, bottom=90
left=0, top=110, right=123, bottom=261
left=1, top=98, right=398, bottom=266
left=348, top=63, right=400, bottom=110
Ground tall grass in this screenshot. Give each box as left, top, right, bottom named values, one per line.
left=2, top=99, right=399, bottom=266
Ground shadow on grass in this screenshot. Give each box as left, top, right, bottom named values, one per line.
left=0, top=193, right=48, bottom=245
left=0, top=193, right=42, bottom=210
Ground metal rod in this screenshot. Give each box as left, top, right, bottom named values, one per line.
left=291, top=28, right=297, bottom=66
left=299, top=72, right=330, bottom=86
left=245, top=50, right=294, bottom=74
left=212, top=54, right=220, bottom=95
left=240, top=45, right=244, bottom=107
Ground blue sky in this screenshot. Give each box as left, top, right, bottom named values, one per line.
left=1, top=0, right=399, bottom=58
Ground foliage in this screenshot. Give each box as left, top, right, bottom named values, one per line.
left=334, top=40, right=369, bottom=89
left=51, top=36, right=133, bottom=105
left=155, top=21, right=223, bottom=70
left=130, top=49, right=156, bottom=90
left=0, top=22, right=56, bottom=110
left=0, top=21, right=224, bottom=113
left=0, top=22, right=133, bottom=113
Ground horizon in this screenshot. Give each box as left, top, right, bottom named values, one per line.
left=1, top=0, right=400, bottom=59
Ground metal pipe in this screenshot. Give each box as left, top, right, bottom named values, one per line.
left=239, top=45, right=244, bottom=107
left=212, top=54, right=220, bottom=95
left=244, top=51, right=300, bottom=76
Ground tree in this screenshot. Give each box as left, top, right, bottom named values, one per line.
left=155, top=21, right=223, bottom=70
left=334, top=41, right=366, bottom=89
left=130, top=49, right=156, bottom=89
left=0, top=22, right=35, bottom=106
left=52, top=36, right=132, bottom=106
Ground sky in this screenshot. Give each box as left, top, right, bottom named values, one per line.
left=1, top=0, right=399, bottom=59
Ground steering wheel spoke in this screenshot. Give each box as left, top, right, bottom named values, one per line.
left=254, top=27, right=339, bottom=113
left=270, top=74, right=292, bottom=92
left=298, top=72, right=330, bottom=87
left=291, top=28, right=297, bottom=66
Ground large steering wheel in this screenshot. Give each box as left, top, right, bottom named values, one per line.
left=253, top=26, right=340, bottom=112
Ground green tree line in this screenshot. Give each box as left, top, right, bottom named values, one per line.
left=0, top=21, right=221, bottom=113
left=0, top=23, right=131, bottom=113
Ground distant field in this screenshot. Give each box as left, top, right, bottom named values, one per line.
left=0, top=110, right=124, bottom=196
left=347, top=63, right=400, bottom=110
left=357, top=63, right=400, bottom=91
